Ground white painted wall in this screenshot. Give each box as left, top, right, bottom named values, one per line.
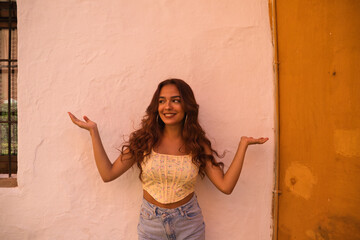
left=0, top=0, right=274, bottom=239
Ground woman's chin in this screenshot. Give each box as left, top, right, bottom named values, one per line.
left=162, top=120, right=183, bottom=127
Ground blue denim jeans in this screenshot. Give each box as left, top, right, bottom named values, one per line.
left=137, top=194, right=205, bottom=240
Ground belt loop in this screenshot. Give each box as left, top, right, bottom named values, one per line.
left=154, top=207, right=158, bottom=216
left=179, top=206, right=185, bottom=217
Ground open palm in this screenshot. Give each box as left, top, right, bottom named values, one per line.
left=68, top=112, right=97, bottom=131
left=241, top=136, right=269, bottom=145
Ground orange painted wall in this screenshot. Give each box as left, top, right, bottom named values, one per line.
left=277, top=1, right=360, bottom=239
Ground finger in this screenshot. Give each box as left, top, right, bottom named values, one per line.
left=83, top=116, right=90, bottom=122
left=72, top=115, right=82, bottom=123
left=68, top=112, right=74, bottom=119
left=68, top=112, right=78, bottom=122
left=258, top=137, right=269, bottom=144
left=68, top=112, right=78, bottom=119
left=68, top=113, right=85, bottom=127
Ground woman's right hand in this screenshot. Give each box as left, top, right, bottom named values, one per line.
left=68, top=112, right=134, bottom=182
left=68, top=112, right=97, bottom=132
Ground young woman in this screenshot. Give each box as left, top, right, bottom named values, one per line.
left=68, top=79, right=268, bottom=240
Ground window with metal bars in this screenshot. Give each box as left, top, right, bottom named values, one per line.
left=0, top=0, right=17, bottom=178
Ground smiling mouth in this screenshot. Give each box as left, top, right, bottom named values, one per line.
left=163, top=113, right=176, bottom=117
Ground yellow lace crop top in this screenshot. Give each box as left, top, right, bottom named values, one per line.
left=141, top=150, right=199, bottom=204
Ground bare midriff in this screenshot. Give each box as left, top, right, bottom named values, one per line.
left=143, top=190, right=194, bottom=209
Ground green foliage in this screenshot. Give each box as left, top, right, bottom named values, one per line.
left=0, top=101, right=17, bottom=155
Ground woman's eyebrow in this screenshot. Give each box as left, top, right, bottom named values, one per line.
left=159, top=96, right=181, bottom=99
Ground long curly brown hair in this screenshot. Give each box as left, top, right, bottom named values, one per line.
left=121, top=79, right=224, bottom=181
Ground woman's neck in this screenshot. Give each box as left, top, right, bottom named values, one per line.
left=157, top=126, right=186, bottom=155
left=163, top=124, right=182, bottom=139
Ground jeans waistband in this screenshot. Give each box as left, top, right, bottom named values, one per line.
left=142, top=193, right=197, bottom=217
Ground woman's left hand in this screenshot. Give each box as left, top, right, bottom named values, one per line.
left=240, top=136, right=269, bottom=146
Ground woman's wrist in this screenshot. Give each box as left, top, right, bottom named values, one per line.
left=89, top=124, right=98, bottom=135
left=239, top=137, right=249, bottom=147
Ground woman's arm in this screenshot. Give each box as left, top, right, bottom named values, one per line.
left=204, top=136, right=268, bottom=194
left=68, top=112, right=135, bottom=182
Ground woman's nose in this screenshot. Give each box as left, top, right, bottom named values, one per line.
left=165, top=101, right=172, bottom=109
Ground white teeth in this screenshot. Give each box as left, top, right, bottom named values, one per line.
left=164, top=113, right=175, bottom=117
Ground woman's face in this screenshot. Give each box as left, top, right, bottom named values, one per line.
left=158, top=84, right=185, bottom=127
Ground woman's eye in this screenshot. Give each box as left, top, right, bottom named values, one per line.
left=173, top=99, right=180, bottom=103
left=159, top=100, right=165, bottom=104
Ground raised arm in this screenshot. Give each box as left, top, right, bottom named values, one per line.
left=204, top=136, right=268, bottom=194
left=68, top=112, right=135, bottom=182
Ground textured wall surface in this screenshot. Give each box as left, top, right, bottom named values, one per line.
left=0, top=0, right=274, bottom=239
left=277, top=1, right=360, bottom=239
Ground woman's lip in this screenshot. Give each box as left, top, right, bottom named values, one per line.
left=163, top=113, right=176, bottom=117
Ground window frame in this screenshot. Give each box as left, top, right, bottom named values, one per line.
left=0, top=0, right=17, bottom=186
